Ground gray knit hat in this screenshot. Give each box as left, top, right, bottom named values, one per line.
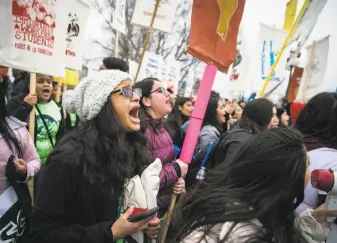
left=62, top=70, right=131, bottom=121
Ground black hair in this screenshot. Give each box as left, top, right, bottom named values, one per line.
left=277, top=107, right=288, bottom=128
left=176, top=128, right=307, bottom=243
left=295, top=92, right=337, bottom=147
left=202, top=96, right=223, bottom=132
left=239, top=98, right=274, bottom=134
left=238, top=99, right=246, bottom=107
left=102, top=57, right=129, bottom=72
left=1, top=76, right=11, bottom=101
left=167, top=96, right=192, bottom=128
left=47, top=94, right=148, bottom=192
left=166, top=96, right=192, bottom=146
left=11, top=70, right=30, bottom=96
left=211, top=90, right=220, bottom=99
left=134, top=77, right=164, bottom=134
left=0, top=81, right=23, bottom=157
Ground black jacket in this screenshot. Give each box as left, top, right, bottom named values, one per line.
left=30, top=138, right=120, bottom=243
left=213, top=126, right=252, bottom=165
left=6, top=94, right=66, bottom=144
left=6, top=93, right=32, bottom=122
left=165, top=119, right=185, bottom=148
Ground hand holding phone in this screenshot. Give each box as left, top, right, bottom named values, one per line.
left=111, top=207, right=152, bottom=240
left=128, top=207, right=159, bottom=222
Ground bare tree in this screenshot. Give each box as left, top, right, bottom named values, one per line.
left=86, top=0, right=199, bottom=83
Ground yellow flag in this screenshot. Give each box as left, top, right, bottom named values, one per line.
left=283, top=0, right=298, bottom=31
left=53, top=69, right=79, bottom=86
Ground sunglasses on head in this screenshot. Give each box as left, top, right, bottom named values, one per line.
left=111, top=87, right=142, bottom=99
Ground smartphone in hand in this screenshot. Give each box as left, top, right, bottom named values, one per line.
left=127, top=207, right=159, bottom=222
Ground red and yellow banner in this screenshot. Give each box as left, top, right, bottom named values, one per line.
left=187, top=0, right=246, bottom=73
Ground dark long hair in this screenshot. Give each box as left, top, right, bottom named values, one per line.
left=239, top=98, right=274, bottom=134
left=277, top=107, right=287, bottom=128
left=1, top=76, right=11, bottom=101
left=167, top=96, right=192, bottom=128
left=0, top=81, right=23, bottom=157
left=177, top=128, right=307, bottom=243
left=202, top=96, right=222, bottom=132
left=166, top=96, right=192, bottom=145
left=134, top=77, right=164, bottom=134
left=295, top=92, right=337, bottom=148
left=47, top=95, right=149, bottom=192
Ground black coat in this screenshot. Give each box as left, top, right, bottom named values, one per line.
left=30, top=138, right=121, bottom=243
left=212, top=126, right=252, bottom=165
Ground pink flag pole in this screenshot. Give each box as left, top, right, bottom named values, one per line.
left=160, top=64, right=218, bottom=243
left=180, top=64, right=218, bottom=163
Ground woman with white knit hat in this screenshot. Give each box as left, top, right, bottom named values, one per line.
left=30, top=70, right=160, bottom=242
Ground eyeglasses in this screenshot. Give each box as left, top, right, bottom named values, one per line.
left=149, top=87, right=167, bottom=95
left=111, top=87, right=142, bottom=99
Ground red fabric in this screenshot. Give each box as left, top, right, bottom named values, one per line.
left=290, top=102, right=305, bottom=124
left=187, top=0, right=246, bottom=72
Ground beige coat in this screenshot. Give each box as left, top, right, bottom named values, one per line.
left=182, top=209, right=331, bottom=243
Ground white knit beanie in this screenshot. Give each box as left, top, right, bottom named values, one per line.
left=62, top=70, right=131, bottom=121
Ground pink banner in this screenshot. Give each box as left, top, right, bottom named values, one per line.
left=180, top=65, right=218, bottom=164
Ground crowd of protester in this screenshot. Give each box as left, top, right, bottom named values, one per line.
left=1, top=57, right=337, bottom=243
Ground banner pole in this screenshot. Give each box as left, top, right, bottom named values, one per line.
left=28, top=72, right=36, bottom=204
left=159, top=65, right=218, bottom=243
left=258, top=0, right=309, bottom=98
left=29, top=73, right=36, bottom=138
left=134, top=0, right=160, bottom=84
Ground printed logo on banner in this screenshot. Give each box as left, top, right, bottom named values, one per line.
left=12, top=0, right=57, bottom=56
left=306, top=56, right=321, bottom=89
left=230, top=69, right=240, bottom=81
left=217, top=0, right=239, bottom=40
left=261, top=40, right=280, bottom=82
left=67, top=13, right=80, bottom=37
left=66, top=13, right=80, bottom=57
left=0, top=209, right=26, bottom=242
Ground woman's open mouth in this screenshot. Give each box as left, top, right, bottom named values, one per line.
left=129, top=106, right=140, bottom=124
left=41, top=89, right=51, bottom=97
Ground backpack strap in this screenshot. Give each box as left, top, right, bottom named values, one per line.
left=200, top=142, right=214, bottom=168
